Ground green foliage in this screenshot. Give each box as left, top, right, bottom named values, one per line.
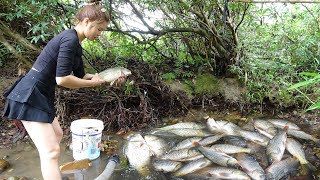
left=161, top=73, right=176, bottom=80
left=1, top=0, right=76, bottom=44
left=231, top=4, right=320, bottom=108
left=0, top=44, right=10, bottom=67
left=287, top=72, right=320, bottom=111
left=194, top=73, right=220, bottom=96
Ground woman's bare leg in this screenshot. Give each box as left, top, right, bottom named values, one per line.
left=52, top=117, right=63, bottom=144
left=22, top=120, right=62, bottom=180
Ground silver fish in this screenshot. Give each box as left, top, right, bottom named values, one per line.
left=287, top=129, right=320, bottom=145
left=210, top=144, right=252, bottom=154
left=98, top=67, right=131, bottom=85
left=198, top=134, right=225, bottom=146
left=171, top=137, right=203, bottom=151
left=238, top=129, right=270, bottom=146
left=236, top=153, right=266, bottom=180
left=285, top=138, right=316, bottom=171
left=152, top=159, right=182, bottom=173
left=207, top=118, right=241, bottom=136
left=123, top=133, right=152, bottom=176
left=267, top=119, right=300, bottom=130
left=266, top=129, right=287, bottom=164
left=173, top=158, right=212, bottom=177
left=265, top=157, right=299, bottom=180
left=202, top=167, right=251, bottom=180
left=168, top=129, right=212, bottom=137
left=144, top=135, right=169, bottom=157
left=254, top=119, right=277, bottom=139
left=155, top=122, right=205, bottom=131
left=160, top=148, right=201, bottom=161
left=197, top=146, right=239, bottom=167
left=224, top=135, right=248, bottom=148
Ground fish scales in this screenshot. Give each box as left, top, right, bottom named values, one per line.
left=173, top=158, right=212, bottom=177
left=286, top=138, right=317, bottom=171
left=124, top=133, right=152, bottom=176
left=267, top=119, right=300, bottom=130
left=266, top=129, right=287, bottom=164
left=144, top=135, right=169, bottom=157
left=287, top=129, right=320, bottom=144
left=98, top=67, right=131, bottom=85
left=254, top=119, right=277, bottom=139
left=160, top=148, right=201, bottom=161
left=266, top=157, right=299, bottom=180
left=197, top=146, right=239, bottom=167
left=204, top=167, right=251, bottom=180
left=210, top=144, right=252, bottom=154
left=236, top=153, right=266, bottom=180
left=171, top=137, right=202, bottom=151
left=152, top=159, right=182, bottom=173
left=238, top=129, right=270, bottom=146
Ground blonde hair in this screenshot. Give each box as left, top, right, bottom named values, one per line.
left=76, top=4, right=110, bottom=24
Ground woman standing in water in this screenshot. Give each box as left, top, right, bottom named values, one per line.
left=3, top=3, right=122, bottom=180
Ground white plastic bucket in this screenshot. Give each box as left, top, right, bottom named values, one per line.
left=70, top=119, right=104, bottom=160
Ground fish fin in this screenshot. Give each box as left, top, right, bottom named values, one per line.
left=110, top=80, right=115, bottom=86
left=192, top=141, right=200, bottom=147
left=313, top=138, right=320, bottom=146
left=283, top=125, right=289, bottom=132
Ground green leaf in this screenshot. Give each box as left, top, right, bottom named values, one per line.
left=306, top=102, right=320, bottom=111
left=287, top=78, right=317, bottom=90
left=299, top=72, right=320, bottom=77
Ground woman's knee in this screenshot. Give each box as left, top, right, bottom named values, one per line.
left=40, top=144, right=61, bottom=160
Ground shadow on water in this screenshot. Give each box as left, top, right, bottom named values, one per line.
left=0, top=110, right=319, bottom=180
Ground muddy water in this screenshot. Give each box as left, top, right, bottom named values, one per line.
left=0, top=110, right=319, bottom=180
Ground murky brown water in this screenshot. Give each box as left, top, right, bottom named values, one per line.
left=0, top=110, right=319, bottom=180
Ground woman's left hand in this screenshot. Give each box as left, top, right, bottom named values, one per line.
left=116, top=72, right=126, bottom=83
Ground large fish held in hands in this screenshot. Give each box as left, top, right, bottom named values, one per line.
left=98, top=67, right=132, bottom=85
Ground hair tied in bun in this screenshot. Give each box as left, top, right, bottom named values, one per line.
left=101, top=8, right=106, bottom=12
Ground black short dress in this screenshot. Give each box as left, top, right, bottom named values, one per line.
left=3, top=29, right=85, bottom=123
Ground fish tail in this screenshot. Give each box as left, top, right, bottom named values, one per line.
left=312, top=137, right=320, bottom=146
left=245, top=148, right=253, bottom=154
left=302, top=162, right=317, bottom=172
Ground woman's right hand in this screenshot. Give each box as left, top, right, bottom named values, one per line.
left=90, top=73, right=106, bottom=86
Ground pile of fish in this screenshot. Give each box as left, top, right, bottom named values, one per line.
left=123, top=117, right=319, bottom=180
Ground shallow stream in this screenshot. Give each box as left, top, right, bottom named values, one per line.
left=0, top=110, right=319, bottom=180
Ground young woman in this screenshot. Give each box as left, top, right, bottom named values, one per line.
left=3, top=4, right=121, bottom=180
